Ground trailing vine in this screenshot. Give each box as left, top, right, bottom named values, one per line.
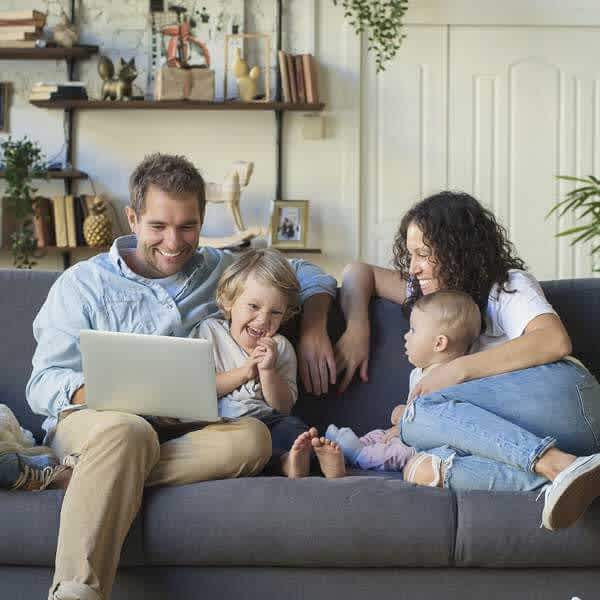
left=333, top=0, right=409, bottom=73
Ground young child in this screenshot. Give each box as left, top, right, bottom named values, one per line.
left=325, top=290, right=481, bottom=474
left=193, top=248, right=343, bottom=479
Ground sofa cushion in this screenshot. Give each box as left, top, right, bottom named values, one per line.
left=0, top=490, right=145, bottom=566
left=455, top=491, right=600, bottom=567
left=144, top=476, right=455, bottom=567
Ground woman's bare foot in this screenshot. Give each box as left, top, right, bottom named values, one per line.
left=312, top=436, right=346, bottom=478
left=282, top=428, right=318, bottom=479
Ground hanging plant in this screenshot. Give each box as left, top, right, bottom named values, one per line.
left=333, top=0, right=409, bottom=73
left=1, top=137, right=46, bottom=269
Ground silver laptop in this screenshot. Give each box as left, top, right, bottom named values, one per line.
left=80, top=329, right=218, bottom=421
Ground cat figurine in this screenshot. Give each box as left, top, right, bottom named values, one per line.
left=98, top=56, right=138, bottom=101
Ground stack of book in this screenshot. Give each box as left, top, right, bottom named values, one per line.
left=0, top=10, right=46, bottom=48
left=29, top=82, right=88, bottom=102
left=277, top=51, right=320, bottom=104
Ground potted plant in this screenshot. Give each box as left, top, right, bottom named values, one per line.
left=1, top=137, right=46, bottom=268
left=333, top=0, right=409, bottom=72
left=548, top=175, right=600, bottom=272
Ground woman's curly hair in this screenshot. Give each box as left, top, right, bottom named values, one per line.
left=393, top=191, right=526, bottom=326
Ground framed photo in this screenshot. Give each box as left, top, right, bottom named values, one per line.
left=270, top=200, right=309, bottom=249
left=0, top=83, right=10, bottom=133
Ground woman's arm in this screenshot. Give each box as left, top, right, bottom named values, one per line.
left=336, top=262, right=407, bottom=392
left=409, top=313, right=572, bottom=400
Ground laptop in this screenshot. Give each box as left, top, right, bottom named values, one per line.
left=80, top=329, right=219, bottom=422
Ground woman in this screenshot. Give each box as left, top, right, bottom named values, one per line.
left=336, top=191, right=600, bottom=530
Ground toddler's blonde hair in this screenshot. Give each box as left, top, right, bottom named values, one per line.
left=216, top=248, right=300, bottom=322
left=414, top=290, right=481, bottom=354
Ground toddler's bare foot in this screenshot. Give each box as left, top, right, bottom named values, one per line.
left=312, top=436, right=346, bottom=479
left=282, top=430, right=315, bottom=478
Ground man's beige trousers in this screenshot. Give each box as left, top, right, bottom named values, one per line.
left=48, top=409, right=271, bottom=600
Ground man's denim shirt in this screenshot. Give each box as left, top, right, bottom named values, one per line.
left=26, top=235, right=337, bottom=439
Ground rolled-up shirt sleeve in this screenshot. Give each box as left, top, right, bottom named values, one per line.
left=287, top=258, right=337, bottom=303
left=26, top=271, right=91, bottom=420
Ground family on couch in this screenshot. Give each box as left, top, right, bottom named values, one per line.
left=4, top=152, right=600, bottom=600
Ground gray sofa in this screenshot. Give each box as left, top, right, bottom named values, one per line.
left=1, top=267, right=599, bottom=600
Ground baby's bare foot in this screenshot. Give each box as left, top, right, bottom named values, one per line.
left=282, top=431, right=313, bottom=479
left=312, top=436, right=346, bottom=479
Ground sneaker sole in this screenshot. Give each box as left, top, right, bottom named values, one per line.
left=543, top=457, right=600, bottom=530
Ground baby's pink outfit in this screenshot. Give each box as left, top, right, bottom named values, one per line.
left=357, top=430, right=416, bottom=471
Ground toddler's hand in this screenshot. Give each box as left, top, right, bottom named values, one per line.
left=253, top=337, right=278, bottom=371
left=390, top=404, right=406, bottom=425
left=243, top=356, right=260, bottom=381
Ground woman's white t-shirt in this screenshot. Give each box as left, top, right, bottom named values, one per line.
left=472, top=269, right=557, bottom=352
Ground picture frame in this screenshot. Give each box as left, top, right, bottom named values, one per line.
left=0, top=83, right=10, bottom=133
left=270, top=200, right=309, bottom=249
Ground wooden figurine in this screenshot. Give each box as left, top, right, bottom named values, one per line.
left=198, top=161, right=264, bottom=249
left=231, top=48, right=260, bottom=102
left=53, top=11, right=78, bottom=48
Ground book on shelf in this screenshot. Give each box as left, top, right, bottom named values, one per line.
left=0, top=11, right=46, bottom=29
left=74, top=196, right=86, bottom=247
left=0, top=24, right=40, bottom=34
left=278, top=50, right=291, bottom=103
left=294, top=55, right=306, bottom=104
left=29, top=87, right=88, bottom=101
left=33, top=196, right=55, bottom=248
left=286, top=53, right=298, bottom=103
left=64, top=195, right=77, bottom=248
left=302, top=54, right=320, bottom=104
left=51, top=196, right=68, bottom=248
left=0, top=31, right=41, bottom=41
left=0, top=39, right=38, bottom=48
left=33, top=81, right=87, bottom=89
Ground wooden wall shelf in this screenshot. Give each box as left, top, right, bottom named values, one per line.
left=0, top=45, right=98, bottom=60
left=30, top=100, right=326, bottom=112
left=0, top=169, right=88, bottom=180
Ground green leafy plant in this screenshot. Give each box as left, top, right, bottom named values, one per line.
left=1, top=137, right=46, bottom=268
left=333, top=0, right=409, bottom=73
left=547, top=175, right=600, bottom=272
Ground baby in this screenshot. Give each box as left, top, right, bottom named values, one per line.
left=326, top=290, right=481, bottom=474
left=193, top=248, right=343, bottom=479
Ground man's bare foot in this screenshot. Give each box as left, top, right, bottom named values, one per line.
left=282, top=428, right=319, bottom=478
left=312, top=436, right=346, bottom=479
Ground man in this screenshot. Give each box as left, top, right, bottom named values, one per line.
left=27, top=153, right=337, bottom=600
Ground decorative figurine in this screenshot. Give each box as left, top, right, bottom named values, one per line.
left=83, top=197, right=113, bottom=247
left=98, top=56, right=138, bottom=101
left=231, top=48, right=259, bottom=102
left=52, top=11, right=78, bottom=48
left=161, top=6, right=210, bottom=69
left=198, top=161, right=264, bottom=248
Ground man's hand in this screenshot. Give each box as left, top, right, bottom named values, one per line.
left=334, top=324, right=370, bottom=394
left=254, top=337, right=278, bottom=372
left=297, top=327, right=336, bottom=396
left=408, top=359, right=466, bottom=402
left=71, top=386, right=86, bottom=405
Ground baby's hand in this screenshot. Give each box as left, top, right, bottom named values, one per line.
left=390, top=404, right=406, bottom=425
left=253, top=337, right=278, bottom=371
left=383, top=426, right=398, bottom=443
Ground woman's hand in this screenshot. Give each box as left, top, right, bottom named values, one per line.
left=408, top=359, right=466, bottom=402
left=334, top=323, right=370, bottom=393
left=254, top=337, right=278, bottom=372
left=383, top=426, right=398, bottom=443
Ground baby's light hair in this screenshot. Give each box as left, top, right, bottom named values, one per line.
left=413, top=290, right=481, bottom=354
left=216, top=248, right=300, bottom=322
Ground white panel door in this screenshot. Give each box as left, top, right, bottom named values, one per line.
left=361, top=26, right=448, bottom=267
left=449, top=27, right=600, bottom=280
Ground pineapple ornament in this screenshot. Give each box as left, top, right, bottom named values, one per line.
left=83, top=196, right=113, bottom=247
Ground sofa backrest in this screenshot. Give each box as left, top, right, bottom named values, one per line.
left=294, top=278, right=600, bottom=435
left=0, top=269, right=60, bottom=441
left=1, top=268, right=598, bottom=441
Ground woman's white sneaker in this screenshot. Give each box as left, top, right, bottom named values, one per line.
left=542, top=453, right=600, bottom=530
